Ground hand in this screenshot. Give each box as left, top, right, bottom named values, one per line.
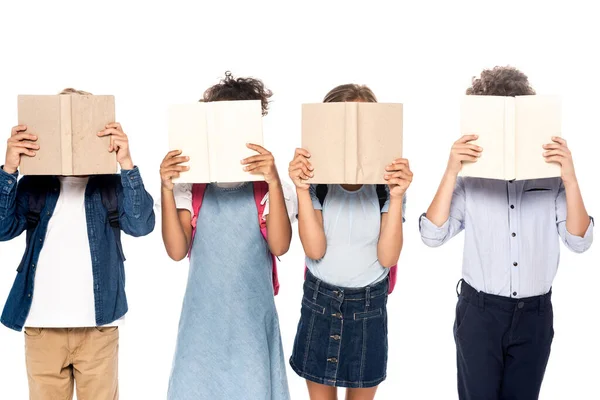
left=543, top=137, right=577, bottom=184
left=241, top=143, right=280, bottom=186
left=97, top=123, right=134, bottom=170
left=384, top=158, right=413, bottom=197
left=3, top=125, right=39, bottom=174
left=288, top=148, right=313, bottom=190
left=446, top=135, right=482, bottom=176
left=160, top=150, right=190, bottom=191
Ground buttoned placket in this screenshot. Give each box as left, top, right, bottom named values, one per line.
left=507, top=181, right=520, bottom=298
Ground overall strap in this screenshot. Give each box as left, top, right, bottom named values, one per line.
left=188, top=183, right=207, bottom=258
left=315, top=184, right=328, bottom=206
left=252, top=181, right=279, bottom=296
left=99, top=176, right=126, bottom=262
left=375, top=184, right=388, bottom=210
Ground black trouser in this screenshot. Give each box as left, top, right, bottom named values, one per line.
left=454, top=280, right=554, bottom=400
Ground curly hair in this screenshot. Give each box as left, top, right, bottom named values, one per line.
left=323, top=84, right=377, bottom=103
left=466, top=66, right=536, bottom=97
left=59, top=88, right=92, bottom=95
left=201, top=71, right=272, bottom=116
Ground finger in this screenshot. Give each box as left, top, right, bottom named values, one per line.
left=456, top=144, right=483, bottom=152
left=9, top=132, right=38, bottom=142
left=241, top=154, right=272, bottom=165
left=11, top=125, right=28, bottom=136
left=17, top=148, right=36, bottom=157
left=246, top=143, right=269, bottom=154
left=294, top=148, right=311, bottom=158
left=552, top=136, right=566, bottom=146
left=162, top=165, right=190, bottom=174
left=385, top=178, right=409, bottom=186
left=291, top=166, right=313, bottom=179
left=98, top=128, right=125, bottom=137
left=456, top=149, right=482, bottom=158
left=12, top=142, right=40, bottom=150
left=542, top=143, right=567, bottom=152
left=292, top=155, right=313, bottom=170
left=543, top=150, right=568, bottom=158
left=544, top=156, right=563, bottom=164
left=244, top=161, right=270, bottom=172
left=162, top=156, right=189, bottom=167
left=456, top=134, right=479, bottom=144
left=458, top=155, right=480, bottom=162
left=106, top=122, right=122, bottom=130
left=385, top=171, right=413, bottom=181
left=163, top=150, right=183, bottom=161
left=164, top=171, right=181, bottom=180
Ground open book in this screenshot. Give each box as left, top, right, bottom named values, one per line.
left=302, top=102, right=403, bottom=184
left=18, top=95, right=117, bottom=176
left=168, top=100, right=264, bottom=183
left=460, top=95, right=562, bottom=181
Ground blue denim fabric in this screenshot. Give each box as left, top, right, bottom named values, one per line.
left=290, top=270, right=389, bottom=388
left=0, top=166, right=155, bottom=331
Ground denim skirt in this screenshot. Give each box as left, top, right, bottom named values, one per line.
left=290, top=270, right=389, bottom=388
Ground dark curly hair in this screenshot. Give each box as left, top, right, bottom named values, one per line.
left=466, top=66, right=536, bottom=97
left=201, top=71, right=272, bottom=116
left=323, top=84, right=377, bottom=103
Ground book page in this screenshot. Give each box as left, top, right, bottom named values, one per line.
left=514, top=95, right=562, bottom=181
left=169, top=104, right=211, bottom=184
left=302, top=103, right=346, bottom=184
left=209, top=100, right=264, bottom=183
left=357, top=103, right=403, bottom=184
left=17, top=95, right=63, bottom=175
left=459, top=96, right=507, bottom=180
left=71, top=95, right=117, bottom=176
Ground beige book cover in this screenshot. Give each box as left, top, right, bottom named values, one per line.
left=302, top=102, right=403, bottom=184
left=460, top=95, right=561, bottom=181
left=18, top=95, right=117, bottom=176
left=168, top=100, right=264, bottom=183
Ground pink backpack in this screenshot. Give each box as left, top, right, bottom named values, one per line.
left=187, top=182, right=280, bottom=295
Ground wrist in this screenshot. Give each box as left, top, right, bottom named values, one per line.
left=120, top=157, right=134, bottom=170
left=161, top=185, right=174, bottom=194
left=2, top=165, right=17, bottom=174
left=562, top=175, right=579, bottom=188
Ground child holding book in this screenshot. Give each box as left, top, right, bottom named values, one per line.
left=0, top=88, right=155, bottom=400
left=419, top=66, right=594, bottom=399
left=288, top=84, right=411, bottom=400
left=160, top=72, right=296, bottom=400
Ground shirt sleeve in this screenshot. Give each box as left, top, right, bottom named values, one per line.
left=555, top=181, right=594, bottom=253
left=262, top=180, right=298, bottom=224
left=419, top=177, right=466, bottom=247
left=380, top=186, right=406, bottom=223
left=173, top=183, right=193, bottom=217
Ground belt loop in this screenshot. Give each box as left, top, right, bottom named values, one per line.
left=456, top=278, right=464, bottom=297
left=477, top=291, right=484, bottom=311
left=539, top=295, right=545, bottom=316
left=313, top=280, right=321, bottom=301
left=365, top=286, right=371, bottom=308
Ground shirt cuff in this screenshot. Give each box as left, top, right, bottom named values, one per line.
left=0, top=166, right=19, bottom=194
left=120, top=166, right=143, bottom=190
left=419, top=213, right=450, bottom=240
left=564, top=217, right=594, bottom=252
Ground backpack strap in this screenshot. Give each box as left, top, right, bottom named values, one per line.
left=17, top=178, right=50, bottom=273
left=315, top=184, right=328, bottom=206
left=99, top=176, right=126, bottom=262
left=252, top=181, right=279, bottom=296
left=188, top=183, right=207, bottom=258
left=376, top=184, right=388, bottom=210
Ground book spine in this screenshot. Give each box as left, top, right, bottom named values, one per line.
left=345, top=102, right=358, bottom=184
left=60, top=95, right=73, bottom=175
left=504, top=97, right=516, bottom=180
left=206, top=102, right=216, bottom=182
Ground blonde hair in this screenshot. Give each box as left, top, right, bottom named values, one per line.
left=323, top=84, right=377, bottom=103
left=59, top=88, right=92, bottom=95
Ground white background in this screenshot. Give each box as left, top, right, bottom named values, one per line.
left=0, top=0, right=598, bottom=399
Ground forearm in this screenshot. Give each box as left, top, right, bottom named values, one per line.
left=265, top=181, right=292, bottom=256
left=161, top=188, right=190, bottom=261
left=377, top=197, right=404, bottom=268
left=564, top=179, right=591, bottom=237
left=426, top=170, right=457, bottom=227
left=297, top=190, right=327, bottom=260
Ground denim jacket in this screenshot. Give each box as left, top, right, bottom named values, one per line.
left=0, top=166, right=155, bottom=331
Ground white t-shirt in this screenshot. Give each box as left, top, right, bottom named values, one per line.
left=173, top=181, right=298, bottom=223
left=25, top=177, right=122, bottom=328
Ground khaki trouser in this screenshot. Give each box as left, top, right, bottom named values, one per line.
left=24, top=327, right=119, bottom=400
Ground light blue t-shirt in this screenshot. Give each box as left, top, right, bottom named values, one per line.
left=306, top=184, right=406, bottom=288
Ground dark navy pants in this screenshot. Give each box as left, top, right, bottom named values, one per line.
left=454, top=280, right=554, bottom=400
